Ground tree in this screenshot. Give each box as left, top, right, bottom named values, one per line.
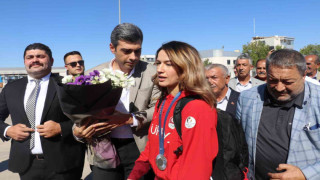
left=275, top=45, right=283, bottom=50
left=242, top=41, right=270, bottom=65
left=300, top=44, right=320, bottom=56
left=203, top=58, right=211, bottom=66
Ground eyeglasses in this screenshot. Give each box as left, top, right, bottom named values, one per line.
left=66, top=60, right=84, bottom=67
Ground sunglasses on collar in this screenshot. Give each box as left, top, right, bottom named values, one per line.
left=66, top=60, right=84, bottom=67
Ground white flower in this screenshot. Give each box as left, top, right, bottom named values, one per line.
left=62, top=75, right=73, bottom=84
left=101, top=68, right=113, bottom=75
left=99, top=75, right=109, bottom=83
left=127, top=77, right=135, bottom=87
left=61, top=67, right=135, bottom=89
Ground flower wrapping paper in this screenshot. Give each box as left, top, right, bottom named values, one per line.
left=55, top=78, right=123, bottom=168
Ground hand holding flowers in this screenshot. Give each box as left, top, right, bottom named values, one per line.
left=56, top=68, right=136, bottom=169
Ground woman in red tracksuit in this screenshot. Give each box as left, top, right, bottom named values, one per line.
left=128, top=41, right=218, bottom=180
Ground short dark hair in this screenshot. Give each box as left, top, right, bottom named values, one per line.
left=64, top=51, right=82, bottom=63
left=266, top=49, right=306, bottom=76
left=256, top=59, right=266, bottom=66
left=110, top=23, right=143, bottom=48
left=24, top=43, right=52, bottom=60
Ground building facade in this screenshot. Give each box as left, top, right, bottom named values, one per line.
left=251, top=35, right=295, bottom=49
left=199, top=49, right=241, bottom=78
left=140, top=55, right=155, bottom=63
left=0, top=67, right=66, bottom=86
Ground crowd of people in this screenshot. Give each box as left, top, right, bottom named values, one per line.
left=0, top=22, right=319, bottom=180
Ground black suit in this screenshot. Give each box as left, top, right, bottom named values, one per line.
left=225, top=88, right=240, bottom=117
left=0, top=74, right=85, bottom=176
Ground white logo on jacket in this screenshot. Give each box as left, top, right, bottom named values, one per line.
left=150, top=124, right=171, bottom=139
left=185, top=116, right=196, bottom=128
left=168, top=117, right=175, bottom=129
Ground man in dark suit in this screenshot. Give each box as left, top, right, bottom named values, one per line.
left=0, top=43, right=85, bottom=180
left=205, top=64, right=239, bottom=116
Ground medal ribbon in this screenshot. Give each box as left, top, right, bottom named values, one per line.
left=159, top=91, right=181, bottom=155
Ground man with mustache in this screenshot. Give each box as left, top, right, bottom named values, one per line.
left=64, top=51, right=85, bottom=76
left=0, top=43, right=85, bottom=179
left=237, top=49, right=320, bottom=180
left=305, top=55, right=320, bottom=81
left=228, top=53, right=265, bottom=92
left=254, top=59, right=267, bottom=82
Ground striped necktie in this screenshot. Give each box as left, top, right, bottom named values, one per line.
left=26, top=79, right=41, bottom=149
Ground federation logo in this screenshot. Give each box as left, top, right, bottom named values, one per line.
left=168, top=117, right=175, bottom=129
left=185, top=116, right=196, bottom=129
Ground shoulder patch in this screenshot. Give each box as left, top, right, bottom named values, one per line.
left=168, top=117, right=175, bottom=129
left=185, top=116, right=196, bottom=129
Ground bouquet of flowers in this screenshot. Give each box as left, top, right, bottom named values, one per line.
left=55, top=68, right=135, bottom=169
left=56, top=69, right=134, bottom=125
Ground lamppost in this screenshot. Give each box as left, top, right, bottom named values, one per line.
left=119, top=0, right=121, bottom=24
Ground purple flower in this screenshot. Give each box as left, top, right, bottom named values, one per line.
left=75, top=75, right=86, bottom=85
left=84, top=75, right=91, bottom=81
left=89, top=70, right=100, bottom=77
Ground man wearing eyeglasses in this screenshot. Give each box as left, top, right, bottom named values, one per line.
left=64, top=51, right=85, bottom=76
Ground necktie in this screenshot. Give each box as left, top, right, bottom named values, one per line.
left=26, top=79, right=41, bottom=149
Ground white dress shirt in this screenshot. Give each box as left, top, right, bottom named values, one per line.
left=109, top=59, right=138, bottom=138
left=305, top=76, right=320, bottom=85
left=3, top=74, right=51, bottom=154
left=26, top=73, right=50, bottom=154
left=217, top=88, right=231, bottom=111
left=236, top=78, right=253, bottom=92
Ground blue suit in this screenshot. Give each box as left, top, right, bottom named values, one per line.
left=236, top=82, right=320, bottom=180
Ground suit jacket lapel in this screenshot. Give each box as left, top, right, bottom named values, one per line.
left=41, top=75, right=56, bottom=123
left=130, top=62, right=142, bottom=103
left=289, top=83, right=309, bottom=151
left=226, top=89, right=239, bottom=117
left=252, top=86, right=265, bottom=165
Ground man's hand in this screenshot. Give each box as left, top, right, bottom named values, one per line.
left=93, top=111, right=133, bottom=135
left=103, top=111, right=133, bottom=126
left=268, top=164, right=306, bottom=180
left=6, top=124, right=34, bottom=141
left=37, top=120, right=61, bottom=138
left=73, top=123, right=96, bottom=140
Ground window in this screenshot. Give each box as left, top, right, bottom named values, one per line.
left=227, top=60, right=230, bottom=65
left=233, top=60, right=236, bottom=64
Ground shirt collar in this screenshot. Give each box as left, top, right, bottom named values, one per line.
left=109, top=58, right=135, bottom=78
left=264, top=87, right=304, bottom=108
left=27, top=73, right=51, bottom=83
left=312, top=72, right=318, bottom=79
left=236, top=77, right=252, bottom=85
left=218, top=87, right=231, bottom=104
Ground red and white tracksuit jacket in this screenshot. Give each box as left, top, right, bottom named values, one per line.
left=129, top=91, right=218, bottom=180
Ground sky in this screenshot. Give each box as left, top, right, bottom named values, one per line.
left=0, top=0, right=319, bottom=69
